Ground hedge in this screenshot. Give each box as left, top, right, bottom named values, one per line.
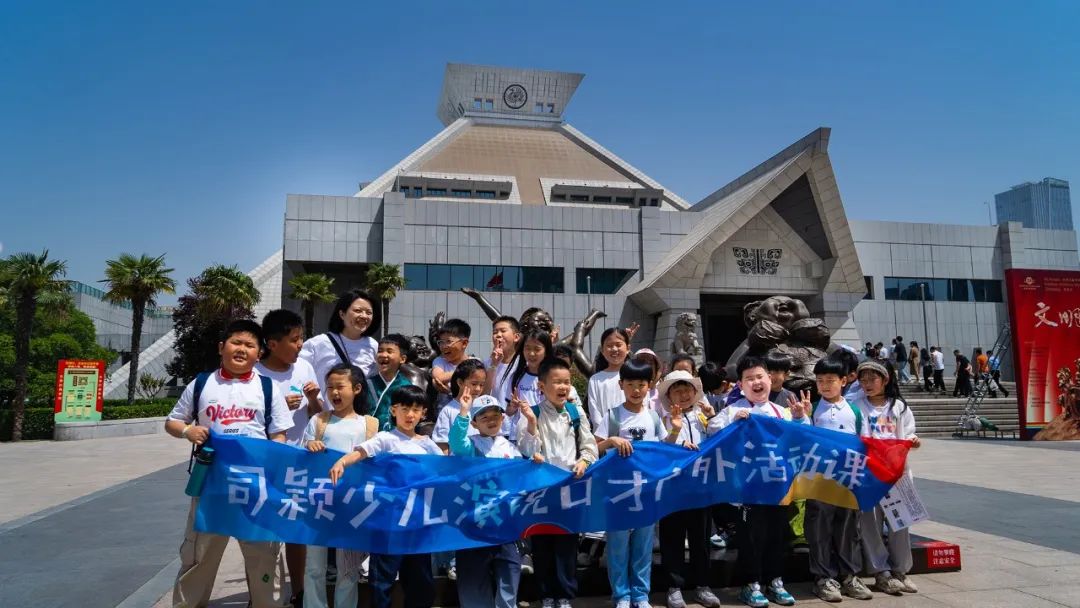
left=0, top=400, right=175, bottom=441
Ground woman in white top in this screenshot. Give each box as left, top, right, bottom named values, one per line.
left=300, top=288, right=381, bottom=391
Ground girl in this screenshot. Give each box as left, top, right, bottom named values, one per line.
left=853, top=360, right=921, bottom=596
left=630, top=348, right=665, bottom=418
left=300, top=289, right=382, bottom=389
left=587, top=328, right=631, bottom=429
left=303, top=364, right=378, bottom=608
left=432, top=359, right=487, bottom=451
left=505, top=329, right=555, bottom=411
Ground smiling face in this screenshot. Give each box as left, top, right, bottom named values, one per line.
left=602, top=333, right=629, bottom=370
left=667, top=381, right=697, bottom=411
left=539, top=367, right=573, bottom=406
left=325, top=371, right=358, bottom=415
left=376, top=342, right=406, bottom=376
left=523, top=337, right=547, bottom=372
left=740, top=365, right=771, bottom=403
left=472, top=407, right=505, bottom=437
left=391, top=402, right=427, bottom=434
left=219, top=331, right=260, bottom=375
left=437, top=332, right=468, bottom=361
left=339, top=297, right=374, bottom=339
left=620, top=378, right=650, bottom=407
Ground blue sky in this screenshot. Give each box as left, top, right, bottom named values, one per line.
left=2, top=1, right=1078, bottom=303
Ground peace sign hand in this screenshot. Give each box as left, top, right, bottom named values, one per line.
left=459, top=384, right=475, bottom=414
left=788, top=389, right=812, bottom=419
left=508, top=387, right=527, bottom=416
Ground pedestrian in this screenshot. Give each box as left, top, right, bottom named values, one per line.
left=908, top=341, right=920, bottom=384
left=894, top=336, right=910, bottom=383
left=953, top=350, right=973, bottom=397
left=920, top=348, right=933, bottom=392
left=931, top=347, right=946, bottom=393
left=988, top=349, right=1010, bottom=397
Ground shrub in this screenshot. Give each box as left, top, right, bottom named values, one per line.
left=1, top=400, right=176, bottom=441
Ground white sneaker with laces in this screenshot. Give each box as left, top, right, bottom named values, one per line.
left=634, top=601, right=654, bottom=608
left=666, top=587, right=687, bottom=608
left=695, top=586, right=721, bottom=607
left=557, top=600, right=572, bottom=608
left=615, top=600, right=631, bottom=608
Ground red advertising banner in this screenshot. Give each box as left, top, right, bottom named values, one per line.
left=54, top=359, right=106, bottom=423
left=1005, top=269, right=1080, bottom=439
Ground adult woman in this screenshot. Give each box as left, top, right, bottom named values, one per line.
left=300, top=288, right=382, bottom=390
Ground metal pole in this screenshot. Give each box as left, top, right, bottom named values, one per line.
left=586, top=275, right=593, bottom=357
left=985, top=201, right=993, bottom=225
left=920, top=282, right=930, bottom=353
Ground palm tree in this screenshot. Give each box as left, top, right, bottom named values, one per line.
left=195, top=264, right=259, bottom=313
left=365, top=263, right=406, bottom=337
left=0, top=250, right=69, bottom=441
left=287, top=272, right=335, bottom=337
left=102, top=253, right=176, bottom=404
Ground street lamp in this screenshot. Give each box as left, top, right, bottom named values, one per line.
left=920, top=281, right=930, bottom=361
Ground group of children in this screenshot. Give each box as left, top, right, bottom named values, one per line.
left=165, top=289, right=922, bottom=608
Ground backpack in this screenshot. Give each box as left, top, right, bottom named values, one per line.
left=812, top=399, right=864, bottom=435
left=607, top=406, right=665, bottom=441
left=532, top=402, right=586, bottom=459
left=192, top=371, right=276, bottom=438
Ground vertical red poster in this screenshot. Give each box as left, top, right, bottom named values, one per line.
left=1005, top=269, right=1080, bottom=439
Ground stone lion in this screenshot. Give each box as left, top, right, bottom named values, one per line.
left=671, top=312, right=704, bottom=358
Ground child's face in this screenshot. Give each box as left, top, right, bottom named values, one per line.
left=672, top=360, right=694, bottom=375
left=391, top=402, right=427, bottom=432
left=376, top=342, right=406, bottom=375
left=266, top=327, right=304, bottom=364
left=620, top=379, right=650, bottom=406
left=219, top=331, right=260, bottom=375
left=767, top=369, right=788, bottom=391
left=859, top=370, right=887, bottom=398
left=523, top=338, right=546, bottom=369
left=740, top=366, right=771, bottom=402
left=340, top=297, right=374, bottom=337
left=472, top=408, right=504, bottom=436
left=539, top=368, right=573, bottom=406
left=457, top=369, right=486, bottom=399
left=602, top=333, right=629, bottom=369
left=437, top=332, right=468, bottom=360
left=667, top=382, right=697, bottom=410
left=492, top=322, right=520, bottom=352
left=325, top=372, right=358, bottom=414
left=816, top=373, right=846, bottom=401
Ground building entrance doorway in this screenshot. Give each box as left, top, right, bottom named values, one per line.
left=700, top=294, right=760, bottom=367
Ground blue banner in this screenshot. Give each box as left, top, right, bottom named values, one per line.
left=196, top=416, right=909, bottom=554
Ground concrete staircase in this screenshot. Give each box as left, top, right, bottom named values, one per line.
left=901, top=380, right=1019, bottom=438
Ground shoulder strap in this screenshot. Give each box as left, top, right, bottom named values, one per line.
left=327, top=333, right=350, bottom=364
left=531, top=404, right=541, bottom=420
left=649, top=409, right=664, bottom=439
left=259, top=375, right=274, bottom=437
left=314, top=411, right=331, bottom=442
left=848, top=401, right=863, bottom=434
left=607, top=408, right=621, bottom=439
left=191, top=372, right=212, bottom=423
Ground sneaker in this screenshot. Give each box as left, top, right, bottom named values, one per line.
left=874, top=572, right=903, bottom=595
left=521, top=553, right=534, bottom=575
left=542, top=600, right=555, bottom=608
left=447, top=565, right=456, bottom=581
left=894, top=574, right=919, bottom=593
left=695, top=586, right=721, bottom=608
left=739, top=582, right=769, bottom=608
left=710, top=533, right=727, bottom=548
left=666, top=588, right=687, bottom=608
left=841, top=576, right=873, bottom=600
left=634, top=601, right=654, bottom=608
left=616, top=600, right=631, bottom=608
left=813, top=578, right=842, bottom=602
left=557, top=600, right=572, bottom=608
left=767, top=577, right=796, bottom=606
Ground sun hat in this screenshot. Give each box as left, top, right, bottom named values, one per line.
left=657, top=370, right=705, bottom=411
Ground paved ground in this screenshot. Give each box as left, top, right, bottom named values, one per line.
left=3, top=435, right=1080, bottom=607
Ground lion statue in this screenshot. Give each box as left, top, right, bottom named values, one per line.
left=671, top=312, right=704, bottom=360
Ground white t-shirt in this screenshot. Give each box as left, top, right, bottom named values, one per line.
left=811, top=398, right=858, bottom=435
left=301, top=413, right=370, bottom=453
left=587, top=370, right=623, bottom=428
left=931, top=351, right=945, bottom=371
left=467, top=434, right=525, bottom=459
left=513, top=372, right=544, bottom=407
left=594, top=404, right=662, bottom=442
left=432, top=355, right=472, bottom=408
left=358, top=429, right=443, bottom=457
left=255, top=359, right=322, bottom=445
left=432, top=399, right=479, bottom=443
left=299, top=333, right=378, bottom=390
left=168, top=369, right=293, bottom=439
left=855, top=397, right=916, bottom=440
left=487, top=358, right=516, bottom=408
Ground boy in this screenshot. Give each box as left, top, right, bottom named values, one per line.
left=708, top=356, right=806, bottom=608
left=764, top=352, right=796, bottom=408
left=517, top=358, right=598, bottom=608
left=254, top=309, right=323, bottom=605
left=165, top=319, right=294, bottom=608
left=829, top=349, right=863, bottom=401
left=802, top=357, right=873, bottom=602
left=486, top=315, right=523, bottom=406
left=450, top=388, right=541, bottom=608
left=367, top=333, right=415, bottom=432
left=329, top=384, right=441, bottom=608
left=698, top=361, right=730, bottom=410
left=431, top=318, right=472, bottom=408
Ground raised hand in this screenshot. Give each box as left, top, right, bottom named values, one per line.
left=625, top=322, right=641, bottom=341
left=458, top=384, right=475, bottom=414
left=508, top=387, right=527, bottom=417
left=788, top=389, right=812, bottom=419
left=285, top=392, right=303, bottom=411
left=699, top=400, right=716, bottom=418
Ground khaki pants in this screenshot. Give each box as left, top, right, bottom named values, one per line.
left=173, top=498, right=282, bottom=608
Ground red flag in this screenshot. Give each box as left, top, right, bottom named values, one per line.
left=487, top=271, right=503, bottom=289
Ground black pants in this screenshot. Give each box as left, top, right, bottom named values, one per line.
left=954, top=373, right=972, bottom=397
left=990, top=370, right=1009, bottom=396
left=933, top=370, right=946, bottom=392
left=659, top=507, right=711, bottom=589
left=531, top=533, right=578, bottom=600
left=737, top=505, right=788, bottom=585
left=369, top=552, right=434, bottom=608
left=923, top=367, right=934, bottom=392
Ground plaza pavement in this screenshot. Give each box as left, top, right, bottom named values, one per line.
left=4, top=435, right=1080, bottom=607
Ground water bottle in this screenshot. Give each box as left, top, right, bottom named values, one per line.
left=185, top=446, right=215, bottom=497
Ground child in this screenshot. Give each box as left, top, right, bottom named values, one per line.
left=594, top=359, right=680, bottom=608
left=669, top=353, right=696, bottom=376
left=432, top=318, right=472, bottom=408
left=329, top=385, right=441, bottom=608
left=763, top=352, right=796, bottom=408
left=165, top=319, right=294, bottom=608
left=432, top=358, right=486, bottom=452
left=552, top=344, right=584, bottom=404
left=505, top=329, right=555, bottom=413
left=517, top=358, right=598, bottom=608
left=829, top=349, right=863, bottom=401
left=450, top=388, right=541, bottom=608
left=485, top=315, right=523, bottom=406
left=254, top=309, right=323, bottom=605
left=854, top=360, right=921, bottom=595
left=303, top=364, right=379, bottom=608
left=630, top=348, right=665, bottom=416
left=654, top=370, right=721, bottom=608
left=366, top=333, right=415, bottom=432
left=698, top=361, right=730, bottom=410
left=708, top=356, right=807, bottom=608
left=803, top=357, right=873, bottom=602
left=587, top=328, right=632, bottom=428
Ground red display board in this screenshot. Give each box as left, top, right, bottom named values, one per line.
left=1005, top=269, right=1080, bottom=439
left=54, top=359, right=106, bottom=422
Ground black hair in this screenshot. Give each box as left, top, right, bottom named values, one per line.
left=593, top=327, right=631, bottom=373
left=813, top=357, right=847, bottom=378
left=507, top=329, right=554, bottom=393
left=920, top=347, right=930, bottom=360
left=860, top=360, right=903, bottom=402
left=631, top=350, right=663, bottom=381
left=538, top=357, right=571, bottom=381
left=437, top=318, right=472, bottom=340
left=910, top=340, right=919, bottom=347
left=450, top=358, right=486, bottom=398
left=379, top=333, right=411, bottom=358
left=736, top=355, right=769, bottom=379
left=619, top=358, right=654, bottom=383
left=896, top=336, right=903, bottom=343
left=553, top=343, right=575, bottom=362
left=698, top=361, right=727, bottom=393
left=828, top=349, right=860, bottom=376
left=493, top=315, right=520, bottom=333
left=669, top=353, right=697, bottom=374
left=974, top=347, right=983, bottom=355
left=327, top=288, right=381, bottom=337
left=222, top=319, right=262, bottom=344
left=763, top=351, right=793, bottom=373
left=261, top=309, right=303, bottom=342
left=325, top=363, right=371, bottom=415
left=390, top=384, right=429, bottom=408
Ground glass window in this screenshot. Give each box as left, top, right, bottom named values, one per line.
left=534, top=102, right=544, bottom=113
left=593, top=196, right=612, bottom=203
left=547, top=103, right=555, bottom=113
left=475, top=265, right=498, bottom=290
left=484, top=99, right=494, bottom=111
left=450, top=265, right=474, bottom=290
left=472, top=98, right=483, bottom=110
left=426, top=188, right=446, bottom=196
left=551, top=193, right=567, bottom=201
left=615, top=196, right=634, bottom=204
left=426, top=265, right=450, bottom=291
left=451, top=189, right=471, bottom=198
left=972, top=279, right=1004, bottom=302
left=864, top=276, right=873, bottom=300
left=404, top=264, right=426, bottom=290
left=948, top=278, right=971, bottom=302
left=404, top=264, right=565, bottom=293
left=576, top=268, right=636, bottom=295
left=570, top=194, right=589, bottom=202
left=476, top=190, right=496, bottom=199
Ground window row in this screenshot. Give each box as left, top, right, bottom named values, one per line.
left=882, top=277, right=1004, bottom=303
left=472, top=98, right=494, bottom=111
left=533, top=102, right=556, bottom=113
left=403, top=264, right=637, bottom=295
left=550, top=193, right=659, bottom=206
left=401, top=187, right=507, bottom=200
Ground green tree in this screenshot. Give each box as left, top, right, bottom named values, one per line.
left=167, top=265, right=258, bottom=382
left=365, top=263, right=406, bottom=337
left=288, top=272, right=335, bottom=337
left=102, top=253, right=176, bottom=404
left=0, top=250, right=72, bottom=440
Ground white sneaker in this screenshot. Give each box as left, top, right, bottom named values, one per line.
left=634, top=601, right=654, bottom=608
left=695, top=586, right=721, bottom=607
left=895, top=573, right=919, bottom=593
left=874, top=572, right=903, bottom=595
left=557, top=600, right=572, bottom=608
left=616, top=600, right=631, bottom=608
left=666, top=587, right=687, bottom=608
left=542, top=599, right=555, bottom=608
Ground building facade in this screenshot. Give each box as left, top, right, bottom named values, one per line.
left=70, top=281, right=173, bottom=369
left=995, top=177, right=1073, bottom=230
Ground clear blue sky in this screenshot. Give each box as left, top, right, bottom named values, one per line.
left=2, top=1, right=1078, bottom=303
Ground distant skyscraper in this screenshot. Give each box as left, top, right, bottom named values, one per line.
left=994, top=177, right=1072, bottom=230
